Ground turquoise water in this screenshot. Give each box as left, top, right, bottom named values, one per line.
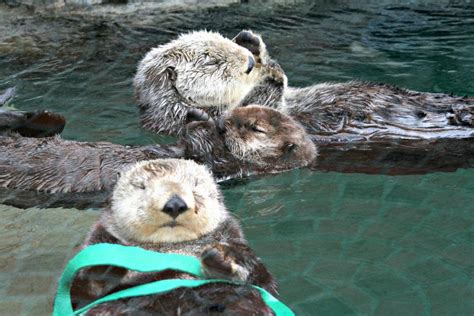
left=226, top=168, right=473, bottom=315
left=1, top=1, right=473, bottom=315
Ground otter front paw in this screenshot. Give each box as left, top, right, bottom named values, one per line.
left=201, top=243, right=250, bottom=283
left=233, top=30, right=261, bottom=56
left=183, top=120, right=219, bottom=163
left=262, top=60, right=287, bottom=85
left=186, top=108, right=210, bottom=124
left=233, top=30, right=268, bottom=64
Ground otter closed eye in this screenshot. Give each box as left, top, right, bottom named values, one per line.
left=202, top=55, right=219, bottom=67
left=250, top=125, right=266, bottom=133
left=285, top=143, right=297, bottom=153
left=132, top=181, right=145, bottom=190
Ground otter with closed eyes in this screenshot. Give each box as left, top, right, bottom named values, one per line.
left=235, top=30, right=474, bottom=141
left=0, top=105, right=316, bottom=194
left=71, top=159, right=278, bottom=315
left=134, top=30, right=280, bottom=136
left=135, top=30, right=473, bottom=141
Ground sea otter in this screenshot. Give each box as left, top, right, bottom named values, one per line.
left=236, top=31, right=474, bottom=141
left=135, top=30, right=473, bottom=141
left=70, top=159, right=277, bottom=315
left=0, top=105, right=316, bottom=193
left=134, top=30, right=281, bottom=136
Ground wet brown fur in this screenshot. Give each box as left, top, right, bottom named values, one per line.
left=0, top=106, right=316, bottom=194
left=236, top=31, right=474, bottom=141
left=267, top=80, right=474, bottom=141
left=0, top=135, right=175, bottom=193
left=135, top=30, right=473, bottom=141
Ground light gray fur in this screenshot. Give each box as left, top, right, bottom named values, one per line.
left=134, top=31, right=264, bottom=136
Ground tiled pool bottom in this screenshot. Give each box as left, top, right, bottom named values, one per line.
left=234, top=168, right=473, bottom=315
left=1, top=168, right=473, bottom=315
left=0, top=206, right=98, bottom=315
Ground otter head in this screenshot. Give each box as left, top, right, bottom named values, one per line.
left=222, top=105, right=317, bottom=171
left=135, top=31, right=262, bottom=109
left=109, top=159, right=227, bottom=244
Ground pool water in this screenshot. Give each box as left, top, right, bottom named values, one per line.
left=1, top=1, right=473, bottom=315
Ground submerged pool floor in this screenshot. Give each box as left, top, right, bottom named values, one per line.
left=0, top=1, right=473, bottom=315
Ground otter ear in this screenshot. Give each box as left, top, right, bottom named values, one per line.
left=166, top=66, right=177, bottom=81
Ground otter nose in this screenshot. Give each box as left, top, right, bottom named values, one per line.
left=162, top=195, right=188, bottom=219
left=246, top=56, right=255, bottom=74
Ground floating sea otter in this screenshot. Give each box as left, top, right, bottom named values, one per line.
left=70, top=159, right=278, bottom=314
left=0, top=105, right=316, bottom=193
left=134, top=30, right=473, bottom=141
left=237, top=30, right=474, bottom=141
left=134, top=31, right=265, bottom=136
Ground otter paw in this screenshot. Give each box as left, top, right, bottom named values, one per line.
left=233, top=30, right=262, bottom=58
left=185, top=120, right=217, bottom=139
left=186, top=108, right=210, bottom=123
left=201, top=244, right=250, bottom=282
left=262, top=60, right=287, bottom=85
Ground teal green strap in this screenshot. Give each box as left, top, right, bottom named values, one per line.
left=54, top=243, right=203, bottom=316
left=54, top=243, right=294, bottom=316
left=75, top=279, right=294, bottom=316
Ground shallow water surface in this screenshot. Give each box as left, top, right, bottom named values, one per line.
left=0, top=1, right=473, bottom=315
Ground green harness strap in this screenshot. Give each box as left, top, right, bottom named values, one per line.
left=53, top=243, right=294, bottom=316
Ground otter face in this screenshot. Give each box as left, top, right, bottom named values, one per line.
left=137, top=31, right=261, bottom=109
left=110, top=159, right=227, bottom=244
left=223, top=105, right=317, bottom=170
